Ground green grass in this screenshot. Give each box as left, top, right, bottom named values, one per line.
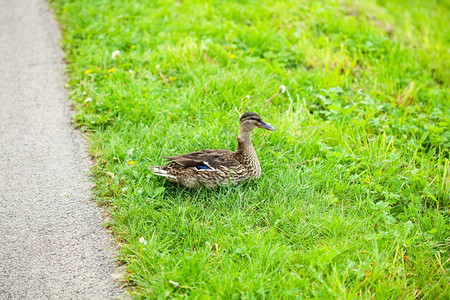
left=50, top=0, right=449, bottom=298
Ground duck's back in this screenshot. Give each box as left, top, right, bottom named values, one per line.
left=163, top=149, right=238, bottom=169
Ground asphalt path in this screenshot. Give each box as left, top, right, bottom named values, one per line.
left=0, top=0, right=123, bottom=298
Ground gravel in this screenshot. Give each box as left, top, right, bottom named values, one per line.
left=0, top=0, right=124, bottom=298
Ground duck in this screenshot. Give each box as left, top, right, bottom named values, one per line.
left=149, top=112, right=275, bottom=188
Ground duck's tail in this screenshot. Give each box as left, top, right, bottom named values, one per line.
left=148, top=166, right=176, bottom=179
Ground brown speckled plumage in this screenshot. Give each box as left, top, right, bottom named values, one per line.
left=149, top=112, right=275, bottom=188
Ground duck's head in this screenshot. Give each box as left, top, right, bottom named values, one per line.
left=239, top=112, right=276, bottom=132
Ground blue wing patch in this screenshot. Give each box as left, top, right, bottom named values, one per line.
left=195, top=165, right=212, bottom=170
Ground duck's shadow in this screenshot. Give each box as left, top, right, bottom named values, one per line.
left=149, top=176, right=261, bottom=207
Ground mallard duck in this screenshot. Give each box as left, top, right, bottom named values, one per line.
left=149, top=112, right=275, bottom=188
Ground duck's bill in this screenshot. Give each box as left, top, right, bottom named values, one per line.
left=259, top=121, right=276, bottom=131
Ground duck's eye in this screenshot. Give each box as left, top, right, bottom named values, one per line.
left=248, top=117, right=261, bottom=123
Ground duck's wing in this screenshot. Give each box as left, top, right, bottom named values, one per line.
left=162, top=149, right=240, bottom=170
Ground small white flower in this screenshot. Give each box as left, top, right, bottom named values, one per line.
left=155, top=64, right=160, bottom=70
left=111, top=50, right=121, bottom=59
left=84, top=97, right=92, bottom=103
left=106, top=172, right=114, bottom=178
left=127, top=148, right=134, bottom=156
left=246, top=95, right=251, bottom=99
left=82, top=91, right=87, bottom=96
left=139, top=237, right=147, bottom=245
left=279, top=85, right=287, bottom=94
left=128, top=69, right=134, bottom=74
left=169, top=280, right=180, bottom=288
left=122, top=187, right=127, bottom=193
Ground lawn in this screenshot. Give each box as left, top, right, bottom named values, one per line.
left=50, top=0, right=449, bottom=298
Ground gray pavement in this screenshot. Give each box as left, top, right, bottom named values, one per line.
left=0, top=0, right=123, bottom=298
